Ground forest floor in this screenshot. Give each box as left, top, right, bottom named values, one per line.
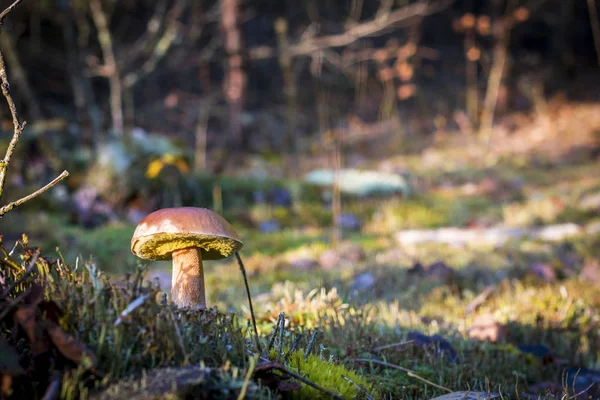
left=1, top=100, right=600, bottom=399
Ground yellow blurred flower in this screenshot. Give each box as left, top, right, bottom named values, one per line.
left=146, top=154, right=189, bottom=179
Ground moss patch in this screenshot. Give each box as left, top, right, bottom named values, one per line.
left=286, top=351, right=375, bottom=399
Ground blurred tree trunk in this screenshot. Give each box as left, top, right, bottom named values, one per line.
left=220, top=0, right=246, bottom=148
left=61, top=10, right=101, bottom=148
left=89, top=0, right=124, bottom=139
left=275, top=18, right=298, bottom=175
left=0, top=32, right=42, bottom=121
left=555, top=0, right=576, bottom=75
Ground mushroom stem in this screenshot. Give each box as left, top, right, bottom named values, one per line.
left=171, top=247, right=206, bottom=309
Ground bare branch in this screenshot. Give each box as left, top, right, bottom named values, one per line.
left=89, top=0, right=124, bottom=136
left=0, top=44, right=26, bottom=201
left=349, top=358, right=453, bottom=393
left=122, top=0, right=187, bottom=88
left=119, top=0, right=169, bottom=66
left=249, top=0, right=454, bottom=60
left=0, top=0, right=22, bottom=25
left=0, top=170, right=69, bottom=216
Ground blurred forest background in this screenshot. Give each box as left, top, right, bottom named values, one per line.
left=2, top=0, right=600, bottom=292
left=1, top=0, right=600, bottom=284
left=1, top=0, right=600, bottom=398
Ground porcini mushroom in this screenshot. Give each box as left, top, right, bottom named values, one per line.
left=131, top=207, right=243, bottom=309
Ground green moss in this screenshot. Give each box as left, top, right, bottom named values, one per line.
left=286, top=351, right=375, bottom=399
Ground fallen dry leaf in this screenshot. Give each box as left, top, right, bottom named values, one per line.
left=44, top=321, right=97, bottom=369
left=15, top=305, right=49, bottom=356
left=1, top=375, right=12, bottom=395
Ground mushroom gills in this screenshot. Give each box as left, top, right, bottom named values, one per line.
left=132, top=233, right=241, bottom=260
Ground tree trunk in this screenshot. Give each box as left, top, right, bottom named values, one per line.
left=220, top=0, right=246, bottom=148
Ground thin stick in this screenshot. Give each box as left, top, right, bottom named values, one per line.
left=349, top=358, right=452, bottom=393
left=372, top=340, right=413, bottom=352
left=167, top=308, right=188, bottom=364
left=569, top=382, right=598, bottom=400
left=235, top=251, right=262, bottom=354
left=265, top=312, right=283, bottom=355
left=277, top=311, right=285, bottom=360
left=342, top=375, right=375, bottom=400
left=0, top=170, right=69, bottom=216
left=284, top=334, right=302, bottom=361
left=304, top=329, right=319, bottom=360
left=0, top=47, right=26, bottom=200
left=250, top=350, right=346, bottom=400
left=0, top=0, right=22, bottom=25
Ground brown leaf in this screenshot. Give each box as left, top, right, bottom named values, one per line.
left=44, top=321, right=97, bottom=369
left=15, top=305, right=49, bottom=356
left=1, top=375, right=12, bottom=395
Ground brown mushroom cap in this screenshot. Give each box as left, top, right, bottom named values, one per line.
left=131, top=207, right=243, bottom=261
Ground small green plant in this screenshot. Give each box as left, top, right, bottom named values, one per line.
left=286, top=350, right=375, bottom=399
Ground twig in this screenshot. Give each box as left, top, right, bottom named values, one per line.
left=122, top=0, right=186, bottom=88
left=249, top=350, right=346, bottom=400
left=0, top=0, right=67, bottom=215
left=265, top=312, right=282, bottom=356
left=349, top=358, right=452, bottom=393
left=0, top=170, right=69, bottom=216
left=235, top=251, right=262, bottom=354
left=568, top=381, right=598, bottom=400
left=304, top=329, right=319, bottom=360
left=0, top=0, right=22, bottom=25
left=114, top=294, right=149, bottom=326
left=89, top=0, right=123, bottom=136
left=167, top=308, right=188, bottom=364
left=277, top=311, right=285, bottom=361
left=249, top=0, right=454, bottom=59
left=284, top=334, right=303, bottom=361
left=371, top=340, right=413, bottom=352
left=342, top=375, right=375, bottom=400
left=0, top=48, right=26, bottom=200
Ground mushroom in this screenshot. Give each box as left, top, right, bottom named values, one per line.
left=131, top=207, right=243, bottom=309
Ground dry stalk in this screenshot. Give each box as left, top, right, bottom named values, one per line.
left=0, top=0, right=69, bottom=216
